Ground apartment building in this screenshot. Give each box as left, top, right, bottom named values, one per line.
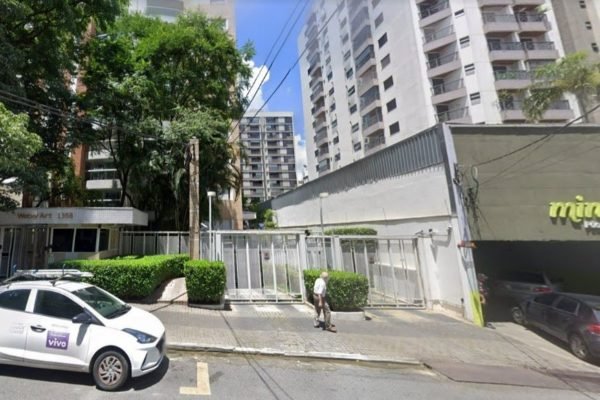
left=299, top=0, right=579, bottom=180
left=240, top=112, right=298, bottom=203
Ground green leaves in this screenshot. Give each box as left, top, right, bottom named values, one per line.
left=184, top=260, right=226, bottom=304
left=323, top=227, right=378, bottom=236
left=304, top=269, right=369, bottom=311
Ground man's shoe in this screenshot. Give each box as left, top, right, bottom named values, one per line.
left=314, top=322, right=320, bottom=328
left=325, top=326, right=337, bottom=333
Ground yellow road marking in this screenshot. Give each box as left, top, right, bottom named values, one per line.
left=180, top=362, right=211, bottom=396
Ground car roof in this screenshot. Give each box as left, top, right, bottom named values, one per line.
left=0, top=280, right=92, bottom=293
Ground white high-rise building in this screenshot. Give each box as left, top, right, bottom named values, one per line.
left=299, top=0, right=580, bottom=180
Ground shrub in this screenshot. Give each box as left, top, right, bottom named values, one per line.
left=184, top=260, right=226, bottom=304
left=304, top=269, right=369, bottom=311
left=324, top=227, right=377, bottom=236
left=54, top=254, right=188, bottom=299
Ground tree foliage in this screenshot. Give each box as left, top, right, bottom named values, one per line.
left=0, top=0, right=126, bottom=205
left=524, top=52, right=600, bottom=122
left=80, top=12, right=253, bottom=227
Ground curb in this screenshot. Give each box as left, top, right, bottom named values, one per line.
left=168, top=342, right=421, bottom=366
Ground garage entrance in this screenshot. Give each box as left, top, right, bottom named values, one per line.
left=473, top=241, right=600, bottom=322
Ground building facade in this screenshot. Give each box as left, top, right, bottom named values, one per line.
left=240, top=112, right=298, bottom=203
left=299, top=0, right=580, bottom=180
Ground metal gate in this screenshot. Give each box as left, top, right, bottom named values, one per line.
left=216, top=231, right=304, bottom=302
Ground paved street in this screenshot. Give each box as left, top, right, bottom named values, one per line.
left=0, top=351, right=598, bottom=400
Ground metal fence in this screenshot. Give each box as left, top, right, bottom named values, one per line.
left=119, top=231, right=425, bottom=307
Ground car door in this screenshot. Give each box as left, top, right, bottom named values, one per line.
left=545, top=296, right=579, bottom=342
left=526, top=293, right=559, bottom=329
left=0, top=289, right=33, bottom=363
left=23, top=289, right=92, bottom=371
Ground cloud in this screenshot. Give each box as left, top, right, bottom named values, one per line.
left=244, top=60, right=270, bottom=111
left=294, top=134, right=307, bottom=183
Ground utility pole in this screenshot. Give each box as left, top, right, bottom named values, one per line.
left=189, top=138, right=200, bottom=260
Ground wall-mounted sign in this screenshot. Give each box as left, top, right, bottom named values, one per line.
left=549, top=195, right=600, bottom=230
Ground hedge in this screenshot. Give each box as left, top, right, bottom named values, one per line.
left=184, top=260, right=226, bottom=304
left=324, top=227, right=377, bottom=236
left=304, top=269, right=369, bottom=311
left=54, top=254, right=188, bottom=299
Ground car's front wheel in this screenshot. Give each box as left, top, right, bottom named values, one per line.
left=511, top=306, right=527, bottom=325
left=92, top=350, right=130, bottom=391
left=569, top=333, right=592, bottom=362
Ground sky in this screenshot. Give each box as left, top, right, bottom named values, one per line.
left=236, top=0, right=310, bottom=180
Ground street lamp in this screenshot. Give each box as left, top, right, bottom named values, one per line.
left=207, top=191, right=216, bottom=260
left=319, top=192, right=329, bottom=235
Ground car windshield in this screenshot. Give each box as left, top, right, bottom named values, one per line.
left=72, top=286, right=131, bottom=319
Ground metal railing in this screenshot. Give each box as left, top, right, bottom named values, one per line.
left=501, top=99, right=570, bottom=110
left=424, top=25, right=454, bottom=43
left=365, top=135, right=386, bottom=151
left=488, top=41, right=524, bottom=51
left=427, top=51, right=458, bottom=69
left=482, top=13, right=517, bottom=23
left=355, top=45, right=374, bottom=71
left=436, top=106, right=469, bottom=122
left=431, top=78, right=463, bottom=95
left=494, top=70, right=534, bottom=80
left=523, top=41, right=555, bottom=51
left=419, top=0, right=449, bottom=19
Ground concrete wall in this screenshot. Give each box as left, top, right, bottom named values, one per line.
left=451, top=124, right=600, bottom=241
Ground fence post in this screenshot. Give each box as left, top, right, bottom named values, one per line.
left=297, top=234, right=308, bottom=302
left=363, top=240, right=372, bottom=306
left=245, top=236, right=252, bottom=302
left=271, top=238, right=278, bottom=302
left=387, top=239, right=399, bottom=306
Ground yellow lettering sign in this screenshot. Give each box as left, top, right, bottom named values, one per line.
left=549, top=196, right=600, bottom=224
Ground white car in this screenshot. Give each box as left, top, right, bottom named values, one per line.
left=0, top=270, right=166, bottom=391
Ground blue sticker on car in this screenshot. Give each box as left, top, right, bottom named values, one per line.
left=46, top=331, right=69, bottom=350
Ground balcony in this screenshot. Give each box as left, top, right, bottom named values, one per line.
left=419, top=1, right=451, bottom=28
left=310, top=82, right=325, bottom=102
left=436, top=106, right=470, bottom=123
left=355, top=45, right=375, bottom=76
left=488, top=41, right=526, bottom=61
left=482, top=13, right=519, bottom=33
left=313, top=118, right=327, bottom=132
left=315, top=128, right=328, bottom=146
left=362, top=112, right=385, bottom=137
left=358, top=76, right=378, bottom=96
left=311, top=102, right=326, bottom=117
left=318, top=158, right=331, bottom=173
left=513, top=0, right=545, bottom=5
left=500, top=99, right=573, bottom=121
left=427, top=52, right=461, bottom=78
left=317, top=145, right=330, bottom=160
left=517, top=13, right=550, bottom=32
left=350, top=6, right=369, bottom=33
left=352, top=26, right=373, bottom=56
left=494, top=70, right=534, bottom=90
left=431, top=79, right=467, bottom=104
left=523, top=41, right=559, bottom=60
left=365, top=134, right=386, bottom=154
left=423, top=25, right=456, bottom=52
left=478, top=0, right=512, bottom=5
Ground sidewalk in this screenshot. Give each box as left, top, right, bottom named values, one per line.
left=133, top=302, right=600, bottom=375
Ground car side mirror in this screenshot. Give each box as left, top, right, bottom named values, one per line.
left=72, top=311, right=93, bottom=324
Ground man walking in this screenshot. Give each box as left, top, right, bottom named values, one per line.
left=313, top=271, right=336, bottom=332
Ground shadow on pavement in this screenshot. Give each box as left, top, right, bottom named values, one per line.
left=0, top=356, right=170, bottom=392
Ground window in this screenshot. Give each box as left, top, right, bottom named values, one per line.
left=326, top=56, right=331, bottom=65
left=344, top=50, right=351, bottom=61
left=593, top=43, right=599, bottom=53
left=332, top=119, right=338, bottom=128
left=342, top=33, right=349, bottom=44
left=351, top=123, right=360, bottom=132
left=334, top=153, right=341, bottom=161
left=0, top=289, right=30, bottom=311
left=389, top=122, right=400, bottom=135
left=348, top=86, right=356, bottom=95
left=346, top=68, right=354, bottom=79
left=34, top=290, right=83, bottom=320
left=52, top=228, right=74, bottom=252
left=464, top=63, right=475, bottom=75
left=74, top=229, right=97, bottom=252
left=329, top=103, right=336, bottom=112
left=329, top=87, right=335, bottom=95
left=534, top=293, right=559, bottom=306
left=586, top=21, right=592, bottom=30
left=99, top=229, right=109, bottom=251
left=327, top=71, right=333, bottom=81
left=386, top=99, right=397, bottom=112
left=455, top=9, right=465, bottom=16
left=378, top=33, right=388, bottom=48
left=580, top=0, right=586, bottom=8
left=353, top=142, right=362, bottom=151
left=381, top=54, right=391, bottom=69
left=459, top=36, right=470, bottom=47
left=333, top=136, right=339, bottom=144
left=470, top=92, right=481, bottom=105
left=340, top=17, right=347, bottom=28
left=350, top=104, right=358, bottom=114
left=375, top=13, right=383, bottom=28
left=383, top=76, right=394, bottom=90
left=556, top=297, right=579, bottom=314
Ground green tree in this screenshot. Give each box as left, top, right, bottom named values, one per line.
left=0, top=102, right=42, bottom=210
left=80, top=12, right=253, bottom=226
left=0, top=0, right=126, bottom=205
left=523, top=52, right=600, bottom=122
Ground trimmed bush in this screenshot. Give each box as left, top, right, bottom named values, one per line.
left=54, top=254, right=188, bottom=299
left=324, top=227, right=377, bottom=236
left=184, top=260, right=226, bottom=304
left=304, top=269, right=369, bottom=311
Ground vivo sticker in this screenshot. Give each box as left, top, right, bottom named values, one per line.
left=46, top=331, right=69, bottom=350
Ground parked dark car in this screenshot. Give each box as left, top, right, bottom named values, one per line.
left=492, top=271, right=563, bottom=305
left=512, top=292, right=600, bottom=361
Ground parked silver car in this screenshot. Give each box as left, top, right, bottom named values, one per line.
left=492, top=271, right=563, bottom=305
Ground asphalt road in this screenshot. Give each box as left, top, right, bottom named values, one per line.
left=0, top=352, right=596, bottom=400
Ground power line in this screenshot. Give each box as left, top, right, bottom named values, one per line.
left=229, top=1, right=342, bottom=143
left=241, top=0, right=305, bottom=114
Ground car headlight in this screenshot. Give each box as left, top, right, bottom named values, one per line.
left=123, top=328, right=157, bottom=344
